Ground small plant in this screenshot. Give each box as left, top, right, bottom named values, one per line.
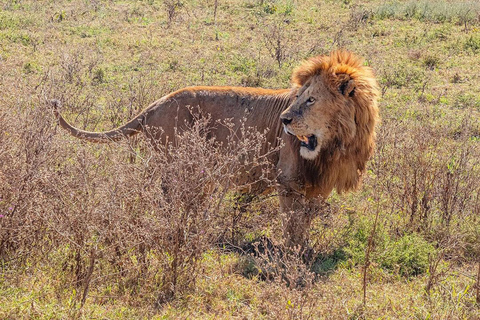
left=263, top=2, right=277, bottom=14
left=92, top=67, right=105, bottom=85
left=163, top=0, right=183, bottom=27
left=380, top=233, right=434, bottom=277
left=465, top=35, right=480, bottom=52
left=261, top=18, right=293, bottom=68
left=23, top=61, right=37, bottom=74
left=341, top=216, right=388, bottom=269
left=423, top=55, right=439, bottom=70
left=348, top=5, right=372, bottom=31
left=455, top=92, right=480, bottom=110
left=52, top=10, right=66, bottom=22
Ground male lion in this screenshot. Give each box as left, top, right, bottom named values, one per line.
left=52, top=50, right=379, bottom=246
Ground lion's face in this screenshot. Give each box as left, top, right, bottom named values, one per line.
left=280, top=73, right=356, bottom=160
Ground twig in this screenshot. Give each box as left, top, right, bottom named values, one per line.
left=363, top=202, right=381, bottom=313
left=476, top=261, right=480, bottom=305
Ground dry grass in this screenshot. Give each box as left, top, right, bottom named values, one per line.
left=1, top=0, right=480, bottom=319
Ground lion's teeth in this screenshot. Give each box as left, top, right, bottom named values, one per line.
left=297, top=135, right=309, bottom=143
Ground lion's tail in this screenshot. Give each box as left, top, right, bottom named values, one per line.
left=50, top=99, right=144, bottom=143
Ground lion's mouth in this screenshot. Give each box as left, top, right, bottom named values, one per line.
left=296, top=135, right=317, bottom=151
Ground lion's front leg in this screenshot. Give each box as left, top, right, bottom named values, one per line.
left=278, top=191, right=318, bottom=247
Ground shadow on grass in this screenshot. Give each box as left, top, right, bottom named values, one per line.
left=219, top=237, right=349, bottom=281
left=310, top=249, right=347, bottom=277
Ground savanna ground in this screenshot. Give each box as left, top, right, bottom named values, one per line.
left=1, top=0, right=480, bottom=318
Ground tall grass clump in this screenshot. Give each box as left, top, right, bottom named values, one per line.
left=375, top=1, right=480, bottom=27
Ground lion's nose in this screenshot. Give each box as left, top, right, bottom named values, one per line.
left=281, top=117, right=292, bottom=125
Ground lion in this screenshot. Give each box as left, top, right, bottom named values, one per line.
left=52, top=50, right=379, bottom=246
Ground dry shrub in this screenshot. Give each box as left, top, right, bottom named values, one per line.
left=372, top=110, right=479, bottom=234
left=367, top=106, right=480, bottom=293
left=131, top=110, right=279, bottom=304
left=347, top=5, right=372, bottom=31
left=0, top=102, right=58, bottom=263
left=1, top=95, right=283, bottom=308
left=0, top=48, right=287, bottom=309
left=240, top=238, right=317, bottom=319
left=256, top=2, right=298, bottom=68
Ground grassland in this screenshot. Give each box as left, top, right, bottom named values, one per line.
left=1, top=0, right=480, bottom=319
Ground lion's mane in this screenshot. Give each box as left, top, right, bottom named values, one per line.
left=291, top=51, right=380, bottom=194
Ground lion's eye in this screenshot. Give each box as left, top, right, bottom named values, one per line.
left=307, top=97, right=315, bottom=104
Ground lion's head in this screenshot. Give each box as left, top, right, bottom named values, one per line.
left=280, top=50, right=380, bottom=193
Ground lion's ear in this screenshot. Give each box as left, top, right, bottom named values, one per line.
left=338, top=74, right=356, bottom=97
